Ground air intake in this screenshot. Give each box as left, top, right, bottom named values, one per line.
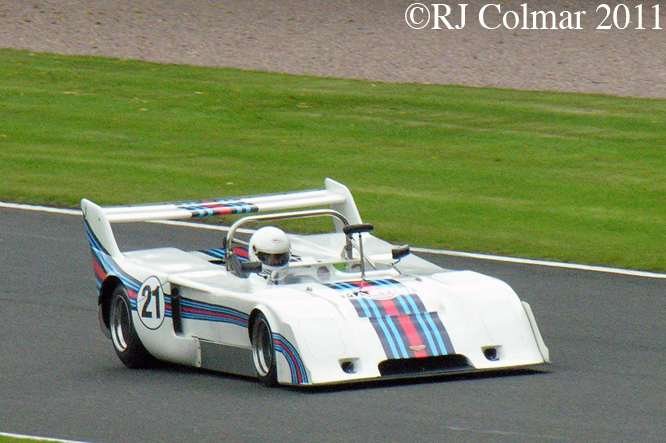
left=378, top=355, right=471, bottom=377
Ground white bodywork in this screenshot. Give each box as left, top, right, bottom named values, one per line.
left=82, top=179, right=549, bottom=386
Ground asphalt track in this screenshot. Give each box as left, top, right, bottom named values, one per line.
left=1, top=206, right=664, bottom=443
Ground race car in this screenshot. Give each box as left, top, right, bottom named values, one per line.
left=82, top=178, right=549, bottom=386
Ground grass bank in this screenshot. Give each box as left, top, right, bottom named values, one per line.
left=1, top=49, right=665, bottom=270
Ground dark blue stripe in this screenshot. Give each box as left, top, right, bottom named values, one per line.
left=350, top=294, right=455, bottom=359
left=180, top=298, right=249, bottom=327
left=273, top=333, right=308, bottom=384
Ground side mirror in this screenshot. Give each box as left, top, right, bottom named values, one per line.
left=392, top=245, right=411, bottom=261
left=342, top=223, right=374, bottom=280
left=241, top=261, right=262, bottom=274
left=343, top=223, right=374, bottom=235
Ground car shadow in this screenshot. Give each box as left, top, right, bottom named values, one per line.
left=290, top=366, right=552, bottom=394
left=97, top=360, right=551, bottom=394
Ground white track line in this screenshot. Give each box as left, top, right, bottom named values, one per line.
left=2, top=201, right=665, bottom=279
left=0, top=202, right=80, bottom=215
left=0, top=432, right=92, bottom=443
left=411, top=247, right=666, bottom=279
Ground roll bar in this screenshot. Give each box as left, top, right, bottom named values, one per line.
left=224, top=209, right=350, bottom=271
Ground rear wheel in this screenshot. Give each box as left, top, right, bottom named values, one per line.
left=251, top=313, right=278, bottom=387
left=109, top=284, right=157, bottom=368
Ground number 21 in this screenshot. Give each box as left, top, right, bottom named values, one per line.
left=141, top=286, right=161, bottom=319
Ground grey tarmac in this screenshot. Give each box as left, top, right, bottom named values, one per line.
left=0, top=207, right=664, bottom=443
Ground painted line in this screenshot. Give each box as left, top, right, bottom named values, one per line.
left=2, top=201, right=665, bottom=279
left=412, top=246, right=666, bottom=279
left=0, top=432, right=93, bottom=443
left=445, top=425, right=572, bottom=441
left=0, top=202, right=254, bottom=234
left=0, top=202, right=80, bottom=215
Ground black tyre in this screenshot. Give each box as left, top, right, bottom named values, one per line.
left=251, top=313, right=278, bottom=387
left=109, top=284, right=158, bottom=368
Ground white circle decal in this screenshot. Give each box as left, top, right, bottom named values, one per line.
left=137, top=276, right=166, bottom=330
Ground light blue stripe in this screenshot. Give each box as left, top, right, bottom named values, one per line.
left=92, top=247, right=141, bottom=293
left=384, top=315, right=410, bottom=358
left=373, top=279, right=391, bottom=287
left=354, top=297, right=374, bottom=318
left=364, top=299, right=403, bottom=359
left=274, top=334, right=308, bottom=384
left=403, top=296, right=440, bottom=354
left=395, top=294, right=414, bottom=315
left=274, top=343, right=298, bottom=383
left=423, top=312, right=448, bottom=354
left=417, top=312, right=442, bottom=355
left=286, top=345, right=307, bottom=381
left=181, top=300, right=250, bottom=320
left=338, top=282, right=358, bottom=290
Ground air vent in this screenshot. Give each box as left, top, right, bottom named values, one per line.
left=483, top=347, right=500, bottom=361
left=378, top=355, right=471, bottom=377
left=340, top=361, right=356, bottom=374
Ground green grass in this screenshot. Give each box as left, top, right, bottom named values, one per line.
left=2, top=49, right=666, bottom=271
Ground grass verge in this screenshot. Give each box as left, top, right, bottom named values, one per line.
left=1, top=49, right=665, bottom=271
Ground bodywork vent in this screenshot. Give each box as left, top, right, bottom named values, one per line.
left=378, top=355, right=471, bottom=377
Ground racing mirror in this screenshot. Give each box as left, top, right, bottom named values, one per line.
left=392, top=245, right=411, bottom=261
left=342, top=223, right=374, bottom=235
left=343, top=223, right=374, bottom=280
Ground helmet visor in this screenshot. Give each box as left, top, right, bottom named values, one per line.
left=256, top=251, right=291, bottom=267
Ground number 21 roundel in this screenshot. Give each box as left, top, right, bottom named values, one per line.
left=137, top=276, right=166, bottom=330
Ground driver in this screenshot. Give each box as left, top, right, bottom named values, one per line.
left=248, top=226, right=291, bottom=284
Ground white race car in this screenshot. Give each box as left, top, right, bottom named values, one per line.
left=82, top=179, right=549, bottom=386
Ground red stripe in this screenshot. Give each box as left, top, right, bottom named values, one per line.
left=379, top=299, right=400, bottom=317
left=397, top=315, right=428, bottom=358
left=211, top=207, right=234, bottom=215
left=183, top=307, right=246, bottom=323
left=233, top=247, right=249, bottom=258
left=274, top=337, right=304, bottom=383
left=92, top=255, right=106, bottom=280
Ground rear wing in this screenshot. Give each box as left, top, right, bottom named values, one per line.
left=82, top=178, right=362, bottom=258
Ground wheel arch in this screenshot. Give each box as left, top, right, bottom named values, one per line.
left=247, top=308, right=280, bottom=386
left=247, top=308, right=261, bottom=339
left=247, top=307, right=310, bottom=386
left=247, top=307, right=282, bottom=339
left=98, top=275, right=123, bottom=337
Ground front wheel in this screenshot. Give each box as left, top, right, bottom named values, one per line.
left=251, top=313, right=278, bottom=387
left=109, top=284, right=157, bottom=368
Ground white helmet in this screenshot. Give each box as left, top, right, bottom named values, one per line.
left=249, top=227, right=291, bottom=278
